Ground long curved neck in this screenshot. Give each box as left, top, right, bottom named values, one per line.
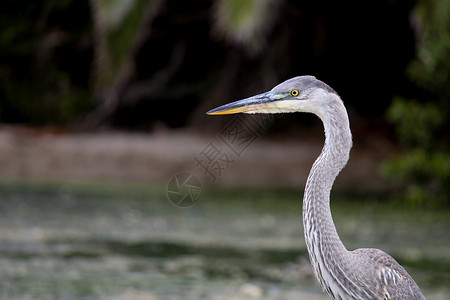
left=302, top=94, right=353, bottom=295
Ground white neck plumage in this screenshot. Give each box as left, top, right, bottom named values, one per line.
left=302, top=93, right=353, bottom=298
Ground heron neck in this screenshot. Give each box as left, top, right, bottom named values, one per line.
left=302, top=97, right=353, bottom=286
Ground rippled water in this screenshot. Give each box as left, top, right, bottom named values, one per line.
left=0, top=182, right=448, bottom=299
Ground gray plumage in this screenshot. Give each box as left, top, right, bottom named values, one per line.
left=282, top=76, right=424, bottom=300
left=207, top=76, right=425, bottom=300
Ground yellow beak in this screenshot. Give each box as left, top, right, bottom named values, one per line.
left=207, top=91, right=288, bottom=115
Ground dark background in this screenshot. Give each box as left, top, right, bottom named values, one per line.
left=0, top=0, right=448, bottom=205
left=0, top=0, right=419, bottom=129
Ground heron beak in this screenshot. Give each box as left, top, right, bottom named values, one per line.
left=207, top=91, right=288, bottom=115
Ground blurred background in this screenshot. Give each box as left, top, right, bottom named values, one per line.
left=0, top=0, right=449, bottom=299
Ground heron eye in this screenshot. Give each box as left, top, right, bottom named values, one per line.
left=290, top=89, right=299, bottom=97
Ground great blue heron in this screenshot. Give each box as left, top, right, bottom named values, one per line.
left=207, top=76, right=425, bottom=300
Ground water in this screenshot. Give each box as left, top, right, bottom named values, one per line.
left=0, top=182, right=448, bottom=299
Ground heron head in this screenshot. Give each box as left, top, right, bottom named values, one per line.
left=207, top=76, right=338, bottom=116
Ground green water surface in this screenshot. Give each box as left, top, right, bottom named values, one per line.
left=0, top=181, right=448, bottom=299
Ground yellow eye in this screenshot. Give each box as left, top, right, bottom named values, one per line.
left=290, top=89, right=299, bottom=97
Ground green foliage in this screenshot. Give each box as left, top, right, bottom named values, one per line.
left=408, top=0, right=450, bottom=99
left=386, top=98, right=444, bottom=149
left=220, top=0, right=262, bottom=32
left=383, top=0, right=450, bottom=207
left=107, top=0, right=150, bottom=75
left=212, top=0, right=279, bottom=54
left=0, top=0, right=153, bottom=125
left=0, top=0, right=94, bottom=126
left=383, top=149, right=450, bottom=207
left=92, top=0, right=152, bottom=89
left=1, top=72, right=94, bottom=125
